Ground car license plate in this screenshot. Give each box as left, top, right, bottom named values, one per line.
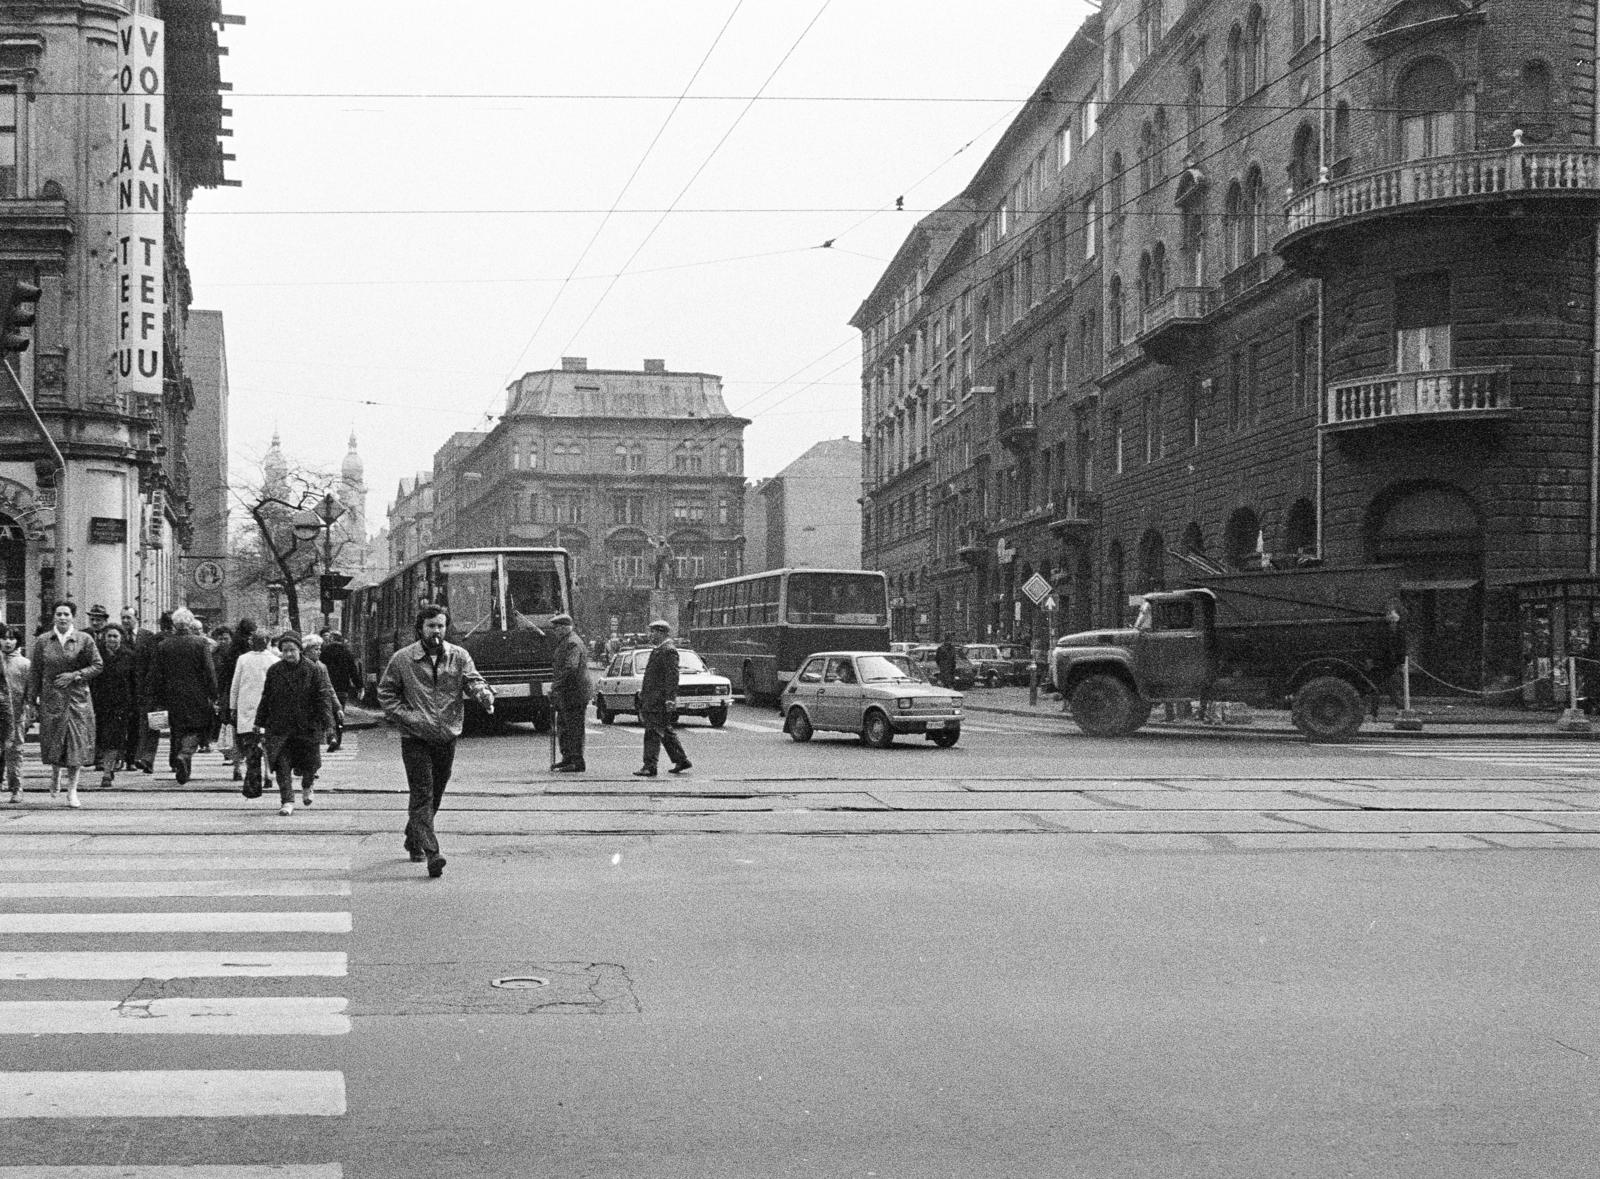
left=492, top=683, right=531, bottom=698
left=925, top=719, right=944, bottom=729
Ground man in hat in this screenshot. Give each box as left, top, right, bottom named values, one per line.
left=548, top=614, right=592, bottom=772
left=85, top=604, right=111, bottom=644
left=633, top=619, right=690, bottom=778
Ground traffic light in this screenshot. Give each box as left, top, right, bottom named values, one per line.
left=0, top=274, right=41, bottom=358
left=319, top=573, right=353, bottom=601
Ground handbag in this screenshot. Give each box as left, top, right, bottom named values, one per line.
left=147, top=709, right=169, bottom=733
left=217, top=722, right=236, bottom=757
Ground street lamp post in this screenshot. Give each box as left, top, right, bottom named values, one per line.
left=291, top=493, right=346, bottom=631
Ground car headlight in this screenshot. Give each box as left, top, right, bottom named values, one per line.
left=896, top=697, right=913, bottom=710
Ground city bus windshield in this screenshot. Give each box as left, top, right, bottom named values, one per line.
left=434, top=554, right=499, bottom=638
left=785, top=573, right=887, bottom=625
left=505, top=553, right=567, bottom=630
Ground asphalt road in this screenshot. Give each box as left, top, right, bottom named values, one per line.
left=4, top=701, right=1600, bottom=1178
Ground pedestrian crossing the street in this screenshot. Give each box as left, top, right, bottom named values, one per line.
left=0, top=826, right=352, bottom=1176
left=6, top=734, right=361, bottom=798
left=1366, top=739, right=1600, bottom=777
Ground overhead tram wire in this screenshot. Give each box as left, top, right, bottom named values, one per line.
left=486, top=0, right=749, bottom=429
left=555, top=0, right=835, bottom=357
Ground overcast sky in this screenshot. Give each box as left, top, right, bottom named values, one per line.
left=186, top=1, right=1096, bottom=534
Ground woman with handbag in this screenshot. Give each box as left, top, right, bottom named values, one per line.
left=227, top=629, right=277, bottom=799
left=27, top=600, right=102, bottom=808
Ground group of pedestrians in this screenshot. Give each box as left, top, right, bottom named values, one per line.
left=2, top=600, right=362, bottom=813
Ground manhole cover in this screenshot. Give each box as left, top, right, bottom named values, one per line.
left=491, top=975, right=549, bottom=989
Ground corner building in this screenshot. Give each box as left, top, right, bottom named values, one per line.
left=430, top=358, right=748, bottom=639
left=859, top=0, right=1600, bottom=693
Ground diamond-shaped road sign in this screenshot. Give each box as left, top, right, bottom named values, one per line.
left=1021, top=573, right=1051, bottom=605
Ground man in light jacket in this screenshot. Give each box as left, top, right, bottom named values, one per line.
left=377, top=603, right=494, bottom=878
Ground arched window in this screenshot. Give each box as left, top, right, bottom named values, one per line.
left=1292, top=0, right=1312, bottom=48
left=1139, top=120, right=1155, bottom=195
left=1224, top=507, right=1262, bottom=569
left=1333, top=101, right=1351, bottom=171
left=1181, top=520, right=1205, bottom=556
left=1245, top=165, right=1266, bottom=257
left=1289, top=122, right=1319, bottom=192
left=1226, top=24, right=1244, bottom=106
left=1137, top=529, right=1165, bottom=593
left=1397, top=57, right=1458, bottom=160
left=1246, top=6, right=1266, bottom=96
left=1519, top=60, right=1555, bottom=142
left=1223, top=180, right=1244, bottom=271
left=1285, top=498, right=1317, bottom=559
left=614, top=442, right=629, bottom=472
left=1109, top=151, right=1126, bottom=215
left=1139, top=251, right=1156, bottom=308
left=1108, top=274, right=1125, bottom=344
left=1151, top=242, right=1167, bottom=301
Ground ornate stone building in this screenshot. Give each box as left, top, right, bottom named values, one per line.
left=422, top=357, right=748, bottom=638
left=0, top=0, right=236, bottom=630
left=860, top=0, right=1600, bottom=693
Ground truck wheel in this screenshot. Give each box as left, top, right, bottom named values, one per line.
left=1069, top=674, right=1148, bottom=737
left=1292, top=676, right=1365, bottom=742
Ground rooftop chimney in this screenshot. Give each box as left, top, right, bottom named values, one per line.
left=642, top=358, right=666, bottom=373
left=561, top=356, right=588, bottom=371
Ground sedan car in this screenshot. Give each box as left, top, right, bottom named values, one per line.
left=963, top=643, right=1011, bottom=687
left=593, top=647, right=733, bottom=727
left=782, top=650, right=963, bottom=747
left=910, top=644, right=978, bottom=690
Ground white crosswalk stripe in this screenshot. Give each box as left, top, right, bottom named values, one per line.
left=0, top=826, right=352, bottom=1172
left=1366, top=740, right=1600, bottom=775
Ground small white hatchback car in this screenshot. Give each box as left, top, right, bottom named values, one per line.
left=782, top=650, right=964, bottom=747
left=593, top=647, right=733, bottom=727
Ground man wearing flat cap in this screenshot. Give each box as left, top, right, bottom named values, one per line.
left=548, top=614, right=592, bottom=772
left=634, top=619, right=690, bottom=778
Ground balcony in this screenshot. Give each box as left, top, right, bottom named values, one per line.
left=996, top=400, right=1038, bottom=450
left=1135, top=286, right=1215, bottom=364
left=955, top=524, right=988, bottom=567
left=1048, top=492, right=1101, bottom=539
left=1280, top=139, right=1600, bottom=274
left=1323, top=366, right=1514, bottom=434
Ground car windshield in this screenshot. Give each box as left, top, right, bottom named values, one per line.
left=677, top=650, right=707, bottom=674
left=857, top=653, right=925, bottom=683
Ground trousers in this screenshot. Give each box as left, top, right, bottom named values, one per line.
left=401, top=735, right=456, bottom=858
left=639, top=708, right=686, bottom=771
left=554, top=698, right=586, bottom=766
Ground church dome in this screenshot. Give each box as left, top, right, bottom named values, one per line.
left=341, top=431, right=365, bottom=484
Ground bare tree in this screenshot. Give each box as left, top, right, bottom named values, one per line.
left=230, top=463, right=353, bottom=633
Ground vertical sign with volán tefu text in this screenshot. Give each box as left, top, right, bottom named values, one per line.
left=117, top=12, right=164, bottom=402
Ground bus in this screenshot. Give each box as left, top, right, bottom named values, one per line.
left=687, top=568, right=890, bottom=703
left=346, top=547, right=573, bottom=729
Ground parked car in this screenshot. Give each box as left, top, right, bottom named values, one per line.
left=910, top=644, right=978, bottom=690
left=996, top=642, right=1050, bottom=687
left=593, top=646, right=733, bottom=727
left=962, top=643, right=1012, bottom=687
left=782, top=650, right=963, bottom=747
left=889, top=641, right=918, bottom=656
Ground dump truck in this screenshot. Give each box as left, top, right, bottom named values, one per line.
left=1050, top=565, right=1408, bottom=740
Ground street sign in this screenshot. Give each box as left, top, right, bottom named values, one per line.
left=1021, top=573, right=1051, bottom=604
left=193, top=560, right=224, bottom=589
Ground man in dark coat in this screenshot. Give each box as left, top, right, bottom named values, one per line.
left=549, top=614, right=591, bottom=773
left=319, top=631, right=362, bottom=706
left=633, top=619, right=689, bottom=778
left=254, top=631, right=337, bottom=817
left=91, top=625, right=138, bottom=788
left=143, top=607, right=218, bottom=785
left=935, top=635, right=958, bottom=687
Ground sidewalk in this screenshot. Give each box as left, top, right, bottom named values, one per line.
left=962, top=684, right=1597, bottom=739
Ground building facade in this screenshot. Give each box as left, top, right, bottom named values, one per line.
left=859, top=0, right=1600, bottom=694
left=421, top=358, right=749, bottom=639
left=386, top=470, right=434, bottom=573
left=745, top=437, right=862, bottom=573
left=0, top=0, right=235, bottom=631
left=183, top=306, right=228, bottom=623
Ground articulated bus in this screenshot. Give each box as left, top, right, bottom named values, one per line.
left=687, top=568, right=890, bottom=703
left=346, top=547, right=573, bottom=729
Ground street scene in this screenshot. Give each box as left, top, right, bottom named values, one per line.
left=6, top=0, right=1600, bottom=1175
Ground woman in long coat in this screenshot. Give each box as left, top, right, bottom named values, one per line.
left=28, top=600, right=102, bottom=808
left=90, top=624, right=138, bottom=788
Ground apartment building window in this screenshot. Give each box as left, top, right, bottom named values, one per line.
left=1223, top=181, right=1244, bottom=270
left=1185, top=379, right=1204, bottom=447
left=1291, top=0, right=1314, bottom=47
left=1139, top=0, right=1164, bottom=58
left=0, top=86, right=17, bottom=199
left=1226, top=24, right=1244, bottom=105
left=1397, top=58, right=1458, bottom=160
left=1245, top=6, right=1266, bottom=96
left=1108, top=275, right=1125, bottom=345
left=1112, top=411, right=1125, bottom=474
left=1152, top=107, right=1168, bottom=188
left=1185, top=69, right=1204, bottom=149
left=673, top=443, right=704, bottom=473
left=1396, top=272, right=1452, bottom=371
left=1109, top=29, right=1124, bottom=92
left=1293, top=315, right=1318, bottom=410
left=671, top=498, right=707, bottom=524
left=673, top=547, right=706, bottom=582
left=1245, top=166, right=1266, bottom=258
left=1043, top=343, right=1055, bottom=400
left=613, top=495, right=644, bottom=525
left=1145, top=393, right=1163, bottom=462
left=1083, top=195, right=1099, bottom=259
left=1109, top=152, right=1125, bottom=218
left=1245, top=343, right=1260, bottom=424
left=1056, top=120, right=1072, bottom=170
left=528, top=492, right=540, bottom=522
left=717, top=495, right=730, bottom=525
left=1229, top=350, right=1245, bottom=428
left=553, top=492, right=585, bottom=524
left=612, top=551, right=645, bottom=582
left=613, top=442, right=629, bottom=472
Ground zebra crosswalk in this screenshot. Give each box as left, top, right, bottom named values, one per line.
left=1367, top=739, right=1600, bottom=777
left=0, top=830, right=352, bottom=1176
